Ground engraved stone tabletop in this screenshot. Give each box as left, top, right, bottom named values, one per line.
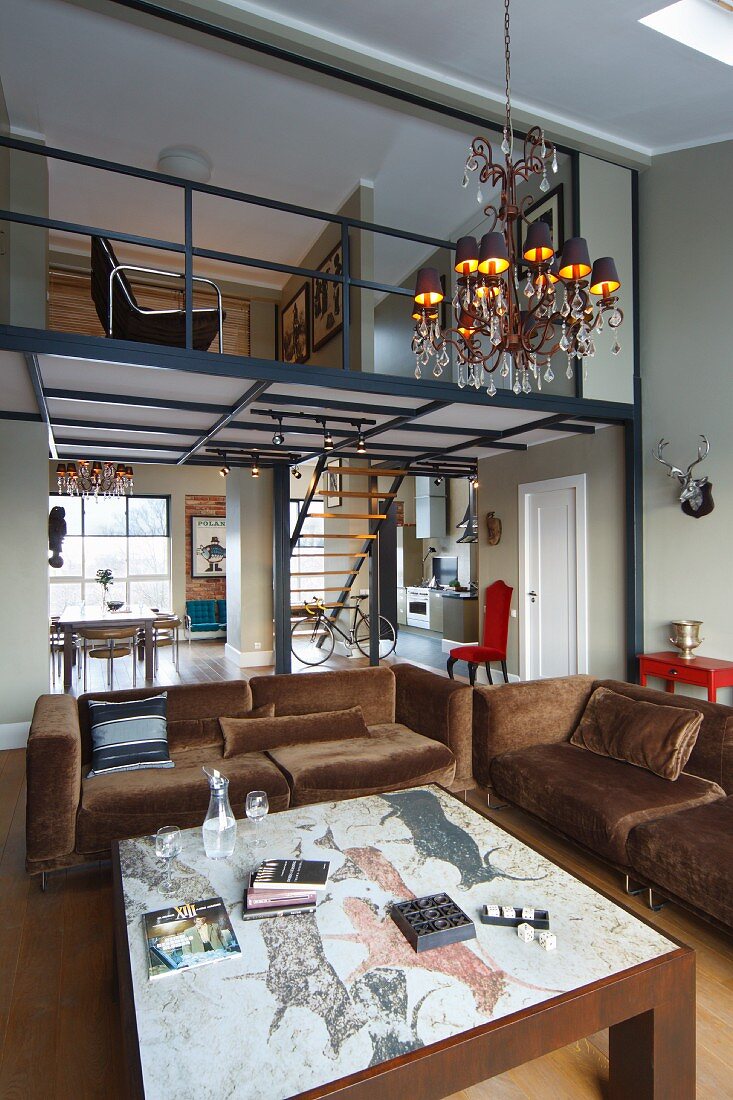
left=116, top=785, right=677, bottom=1100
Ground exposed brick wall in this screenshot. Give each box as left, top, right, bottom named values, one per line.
left=185, top=495, right=226, bottom=602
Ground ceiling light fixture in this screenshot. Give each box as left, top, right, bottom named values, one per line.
left=272, top=416, right=285, bottom=446
left=411, top=0, right=623, bottom=396
left=156, top=145, right=213, bottom=182
left=219, top=451, right=231, bottom=477
left=251, top=453, right=260, bottom=478
left=471, top=471, right=479, bottom=489
left=356, top=424, right=367, bottom=454
left=434, top=476, right=444, bottom=486
left=292, top=465, right=302, bottom=480
left=56, top=460, right=134, bottom=498
left=323, top=424, right=334, bottom=452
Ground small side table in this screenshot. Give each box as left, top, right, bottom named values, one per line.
left=637, top=651, right=733, bottom=703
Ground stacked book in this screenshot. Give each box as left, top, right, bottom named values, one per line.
left=242, top=859, right=330, bottom=920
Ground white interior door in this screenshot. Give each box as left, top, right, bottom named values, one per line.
left=519, top=475, right=588, bottom=680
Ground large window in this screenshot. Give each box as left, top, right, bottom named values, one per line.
left=290, top=499, right=325, bottom=607
left=49, top=495, right=171, bottom=615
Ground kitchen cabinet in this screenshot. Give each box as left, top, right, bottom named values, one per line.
left=429, top=591, right=444, bottom=633
left=397, top=588, right=407, bottom=627
left=415, top=496, right=446, bottom=539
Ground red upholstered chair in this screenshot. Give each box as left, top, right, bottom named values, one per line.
left=447, top=580, right=513, bottom=686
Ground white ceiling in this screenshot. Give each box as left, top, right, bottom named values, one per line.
left=220, top=0, right=733, bottom=153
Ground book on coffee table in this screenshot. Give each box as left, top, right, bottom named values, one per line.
left=251, top=858, right=330, bottom=892
left=242, top=871, right=318, bottom=920
left=144, top=896, right=241, bottom=980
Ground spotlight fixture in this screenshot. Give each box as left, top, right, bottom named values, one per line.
left=356, top=424, right=367, bottom=454
left=323, top=424, right=334, bottom=451
left=219, top=462, right=230, bottom=477
left=272, top=416, right=285, bottom=447
left=251, top=453, right=260, bottom=478
left=434, top=476, right=444, bottom=486
left=471, top=472, right=479, bottom=489
left=292, top=465, right=302, bottom=480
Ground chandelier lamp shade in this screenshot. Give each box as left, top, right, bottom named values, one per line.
left=56, top=460, right=134, bottom=498
left=410, top=0, right=622, bottom=396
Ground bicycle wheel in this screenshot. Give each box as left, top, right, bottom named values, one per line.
left=291, top=616, right=335, bottom=666
left=354, top=614, right=397, bottom=659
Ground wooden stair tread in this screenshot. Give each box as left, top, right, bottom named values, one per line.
left=291, top=587, right=354, bottom=593
left=292, top=552, right=368, bottom=558
left=311, top=533, right=376, bottom=539
left=321, top=512, right=387, bottom=520
left=291, top=602, right=345, bottom=610
left=291, top=570, right=360, bottom=576
left=321, top=467, right=408, bottom=476
left=315, top=491, right=398, bottom=499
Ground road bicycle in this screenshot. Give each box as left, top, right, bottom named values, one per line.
left=291, top=594, right=397, bottom=666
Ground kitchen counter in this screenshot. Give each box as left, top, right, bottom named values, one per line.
left=440, top=591, right=478, bottom=600
left=441, top=592, right=479, bottom=644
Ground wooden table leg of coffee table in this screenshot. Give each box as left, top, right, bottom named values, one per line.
left=608, top=951, right=695, bottom=1099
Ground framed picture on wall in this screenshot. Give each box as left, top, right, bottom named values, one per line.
left=311, top=243, right=344, bottom=352
left=281, top=284, right=310, bottom=364
left=324, top=463, right=342, bottom=509
left=517, top=183, right=564, bottom=269
left=191, top=515, right=227, bottom=577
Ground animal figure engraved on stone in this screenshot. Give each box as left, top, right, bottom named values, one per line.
left=653, top=436, right=714, bottom=518
left=48, top=506, right=67, bottom=568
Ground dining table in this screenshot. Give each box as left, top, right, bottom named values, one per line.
left=57, top=605, right=158, bottom=690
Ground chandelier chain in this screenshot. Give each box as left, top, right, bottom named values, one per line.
left=503, top=0, right=512, bottom=154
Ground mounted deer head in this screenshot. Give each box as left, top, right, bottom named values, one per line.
left=653, top=436, right=714, bottom=518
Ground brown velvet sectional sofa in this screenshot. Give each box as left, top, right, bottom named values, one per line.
left=473, top=675, right=733, bottom=932
left=26, top=663, right=473, bottom=877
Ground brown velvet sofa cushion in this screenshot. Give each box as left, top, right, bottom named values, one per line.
left=627, top=796, right=733, bottom=930
left=570, top=686, right=702, bottom=780
left=221, top=705, right=369, bottom=758
left=76, top=742, right=290, bottom=855
left=472, top=675, right=596, bottom=787
left=250, top=666, right=395, bottom=727
left=391, top=663, right=473, bottom=784
left=594, top=679, right=733, bottom=793
left=78, top=680, right=254, bottom=760
left=268, top=723, right=456, bottom=807
left=490, top=742, right=724, bottom=865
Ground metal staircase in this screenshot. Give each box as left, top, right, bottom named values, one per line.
left=289, top=460, right=408, bottom=619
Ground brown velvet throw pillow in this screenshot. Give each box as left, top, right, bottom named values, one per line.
left=570, top=686, right=703, bottom=780
left=220, top=705, right=370, bottom=759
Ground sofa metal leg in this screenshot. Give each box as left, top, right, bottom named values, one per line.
left=624, top=874, right=645, bottom=897
left=41, top=871, right=48, bottom=892
left=487, top=788, right=509, bottom=810
left=647, top=887, right=667, bottom=913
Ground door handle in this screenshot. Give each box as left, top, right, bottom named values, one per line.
left=528, top=590, right=537, bottom=603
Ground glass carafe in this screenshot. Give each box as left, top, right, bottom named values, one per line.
left=202, top=767, right=237, bottom=859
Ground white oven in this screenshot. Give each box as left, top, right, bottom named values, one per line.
left=406, top=587, right=431, bottom=629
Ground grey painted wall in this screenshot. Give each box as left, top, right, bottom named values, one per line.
left=477, top=427, right=626, bottom=680
left=640, top=139, right=733, bottom=699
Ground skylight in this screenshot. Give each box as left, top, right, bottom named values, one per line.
left=640, top=0, right=733, bottom=65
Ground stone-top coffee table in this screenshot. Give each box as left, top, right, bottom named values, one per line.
left=112, top=785, right=694, bottom=1100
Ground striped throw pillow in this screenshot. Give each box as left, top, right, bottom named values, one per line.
left=87, top=694, right=174, bottom=778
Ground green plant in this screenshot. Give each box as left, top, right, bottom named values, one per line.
left=96, top=568, right=114, bottom=604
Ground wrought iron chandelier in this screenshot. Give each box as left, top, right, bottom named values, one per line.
left=56, top=460, right=134, bottom=498
left=411, top=0, right=623, bottom=396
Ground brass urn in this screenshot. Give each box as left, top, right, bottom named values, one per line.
left=669, top=620, right=703, bottom=660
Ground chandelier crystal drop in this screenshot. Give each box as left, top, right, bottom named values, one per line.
left=56, top=460, right=134, bottom=498
left=410, top=0, right=622, bottom=397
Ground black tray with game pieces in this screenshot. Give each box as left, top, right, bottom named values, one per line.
left=480, top=904, right=550, bottom=929
left=391, top=893, right=476, bottom=952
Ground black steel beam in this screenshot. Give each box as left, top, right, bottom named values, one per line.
left=261, top=392, right=418, bottom=417
left=0, top=206, right=184, bottom=255
left=273, top=463, right=292, bottom=674
left=627, top=167, right=644, bottom=681
left=24, top=353, right=57, bottom=459
left=0, top=325, right=634, bottom=424
left=44, top=387, right=231, bottom=415
left=252, top=409, right=377, bottom=428
left=177, top=380, right=271, bottom=463
left=290, top=455, right=328, bottom=550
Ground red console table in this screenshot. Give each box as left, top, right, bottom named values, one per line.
left=637, top=651, right=733, bottom=703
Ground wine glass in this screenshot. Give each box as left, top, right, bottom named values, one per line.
left=155, top=825, right=182, bottom=892
left=245, top=790, right=269, bottom=848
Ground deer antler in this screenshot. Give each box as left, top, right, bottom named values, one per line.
left=686, top=435, right=710, bottom=477
left=653, top=439, right=685, bottom=480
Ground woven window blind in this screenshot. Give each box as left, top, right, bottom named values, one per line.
left=48, top=269, right=251, bottom=356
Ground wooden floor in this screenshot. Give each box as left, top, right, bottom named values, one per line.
left=49, top=636, right=455, bottom=696
left=6, top=649, right=732, bottom=1097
